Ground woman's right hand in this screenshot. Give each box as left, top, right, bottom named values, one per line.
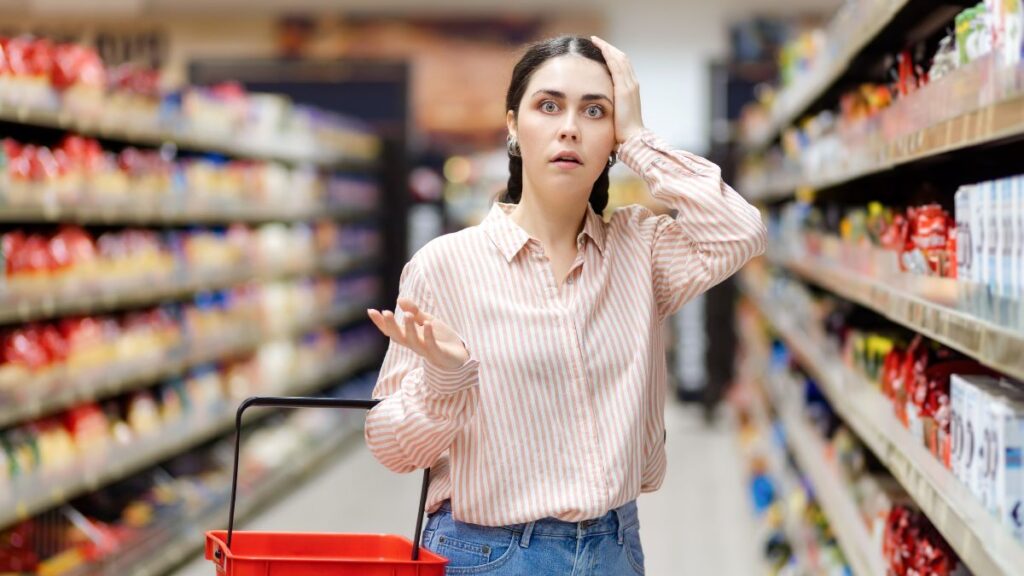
left=368, top=298, right=470, bottom=370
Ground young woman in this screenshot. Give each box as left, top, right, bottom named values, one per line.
left=365, top=35, right=766, bottom=574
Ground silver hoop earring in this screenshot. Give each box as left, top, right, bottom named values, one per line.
left=507, top=135, right=521, bottom=158
left=608, top=152, right=617, bottom=167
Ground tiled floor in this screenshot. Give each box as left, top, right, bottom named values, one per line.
left=176, top=401, right=758, bottom=575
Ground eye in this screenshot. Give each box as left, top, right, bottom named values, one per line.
left=584, top=105, right=605, bottom=118
left=540, top=100, right=559, bottom=113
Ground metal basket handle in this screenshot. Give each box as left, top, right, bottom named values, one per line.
left=221, top=396, right=431, bottom=562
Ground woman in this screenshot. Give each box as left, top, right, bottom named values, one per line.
left=365, top=35, right=766, bottom=574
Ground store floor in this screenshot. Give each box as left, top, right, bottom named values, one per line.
left=175, top=400, right=757, bottom=576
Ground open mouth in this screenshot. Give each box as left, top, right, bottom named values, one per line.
left=550, top=152, right=583, bottom=166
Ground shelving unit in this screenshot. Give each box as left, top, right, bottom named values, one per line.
left=735, top=0, right=1024, bottom=572
left=742, top=347, right=882, bottom=575
left=0, top=252, right=379, bottom=324
left=0, top=203, right=378, bottom=226
left=741, top=276, right=1024, bottom=576
left=0, top=345, right=379, bottom=531
left=773, top=255, right=1024, bottom=380
left=0, top=103, right=361, bottom=167
left=0, top=299, right=375, bottom=429
left=775, top=405, right=887, bottom=576
left=0, top=38, right=401, bottom=576
left=76, top=409, right=368, bottom=576
left=744, top=79, right=1024, bottom=202
left=742, top=372, right=819, bottom=575
left=744, top=0, right=913, bottom=152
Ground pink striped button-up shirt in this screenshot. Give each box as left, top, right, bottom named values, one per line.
left=365, top=129, right=766, bottom=527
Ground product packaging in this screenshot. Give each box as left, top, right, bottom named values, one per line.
left=989, top=382, right=1024, bottom=541
left=955, top=186, right=973, bottom=281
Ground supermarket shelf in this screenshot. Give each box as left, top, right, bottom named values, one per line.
left=743, top=383, right=815, bottom=575
left=0, top=102, right=367, bottom=168
left=0, top=300, right=374, bottom=429
left=776, top=405, right=886, bottom=576
left=0, top=346, right=381, bottom=531
left=743, top=0, right=911, bottom=152
left=745, top=82, right=1024, bottom=202
left=742, top=276, right=1024, bottom=575
left=103, top=425, right=364, bottom=576
left=774, top=254, right=1024, bottom=381
left=0, top=202, right=378, bottom=225
left=0, top=252, right=380, bottom=324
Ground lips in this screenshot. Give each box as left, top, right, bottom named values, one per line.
left=550, top=150, right=582, bottom=165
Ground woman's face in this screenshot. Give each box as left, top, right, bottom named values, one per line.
left=508, top=54, right=616, bottom=205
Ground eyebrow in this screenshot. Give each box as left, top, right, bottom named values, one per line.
left=532, top=89, right=612, bottom=104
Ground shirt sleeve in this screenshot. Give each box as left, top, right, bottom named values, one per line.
left=364, top=256, right=480, bottom=474
left=617, top=129, right=767, bottom=321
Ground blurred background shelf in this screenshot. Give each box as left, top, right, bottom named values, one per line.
left=0, top=253, right=380, bottom=325
left=87, top=424, right=365, bottom=576
left=0, top=103, right=358, bottom=168
left=0, top=202, right=380, bottom=226
left=774, top=404, right=887, bottom=576
left=0, top=347, right=379, bottom=531
left=743, top=86, right=1024, bottom=202
left=743, top=0, right=914, bottom=152
left=0, top=300, right=373, bottom=429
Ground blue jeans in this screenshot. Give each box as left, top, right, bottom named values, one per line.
left=421, top=500, right=645, bottom=575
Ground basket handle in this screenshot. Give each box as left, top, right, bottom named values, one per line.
left=221, top=396, right=431, bottom=563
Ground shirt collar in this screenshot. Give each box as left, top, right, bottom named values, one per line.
left=483, top=202, right=606, bottom=264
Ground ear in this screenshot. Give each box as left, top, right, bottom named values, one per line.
left=506, top=110, right=517, bottom=139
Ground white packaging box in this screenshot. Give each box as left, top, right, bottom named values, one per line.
left=974, top=378, right=1021, bottom=514
left=955, top=185, right=972, bottom=282
left=991, top=382, right=1024, bottom=541
left=1016, top=175, right=1024, bottom=301
left=999, top=177, right=1014, bottom=298
left=952, top=374, right=967, bottom=482
left=961, top=374, right=982, bottom=496
left=976, top=379, right=997, bottom=510
left=963, top=375, right=1003, bottom=505
left=987, top=179, right=1001, bottom=294
left=971, top=182, right=986, bottom=287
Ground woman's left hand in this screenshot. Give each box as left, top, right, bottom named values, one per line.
left=591, top=36, right=645, bottom=145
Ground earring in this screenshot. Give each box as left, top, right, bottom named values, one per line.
left=608, top=152, right=617, bottom=167
left=507, top=135, right=521, bottom=158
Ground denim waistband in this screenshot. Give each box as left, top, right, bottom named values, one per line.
left=433, top=500, right=638, bottom=539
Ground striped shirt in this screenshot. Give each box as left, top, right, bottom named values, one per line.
left=365, top=129, right=766, bottom=526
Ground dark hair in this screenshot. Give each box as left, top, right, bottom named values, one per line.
left=500, top=36, right=611, bottom=215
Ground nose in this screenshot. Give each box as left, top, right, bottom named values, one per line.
left=558, top=115, right=580, bottom=142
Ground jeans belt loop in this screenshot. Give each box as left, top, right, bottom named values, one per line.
left=614, top=507, right=626, bottom=545
left=520, top=520, right=536, bottom=549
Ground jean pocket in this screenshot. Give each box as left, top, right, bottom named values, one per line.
left=623, top=524, right=646, bottom=575
left=432, top=529, right=517, bottom=574
left=421, top=527, right=435, bottom=548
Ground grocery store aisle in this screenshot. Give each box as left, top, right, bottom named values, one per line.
left=175, top=400, right=756, bottom=576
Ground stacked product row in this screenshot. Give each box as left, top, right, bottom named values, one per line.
left=0, top=35, right=378, bottom=161
left=769, top=173, right=1024, bottom=324
left=0, top=134, right=378, bottom=215
left=741, top=1, right=1024, bottom=195
left=0, top=220, right=381, bottom=296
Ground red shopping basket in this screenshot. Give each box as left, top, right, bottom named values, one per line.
left=205, top=396, right=448, bottom=575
